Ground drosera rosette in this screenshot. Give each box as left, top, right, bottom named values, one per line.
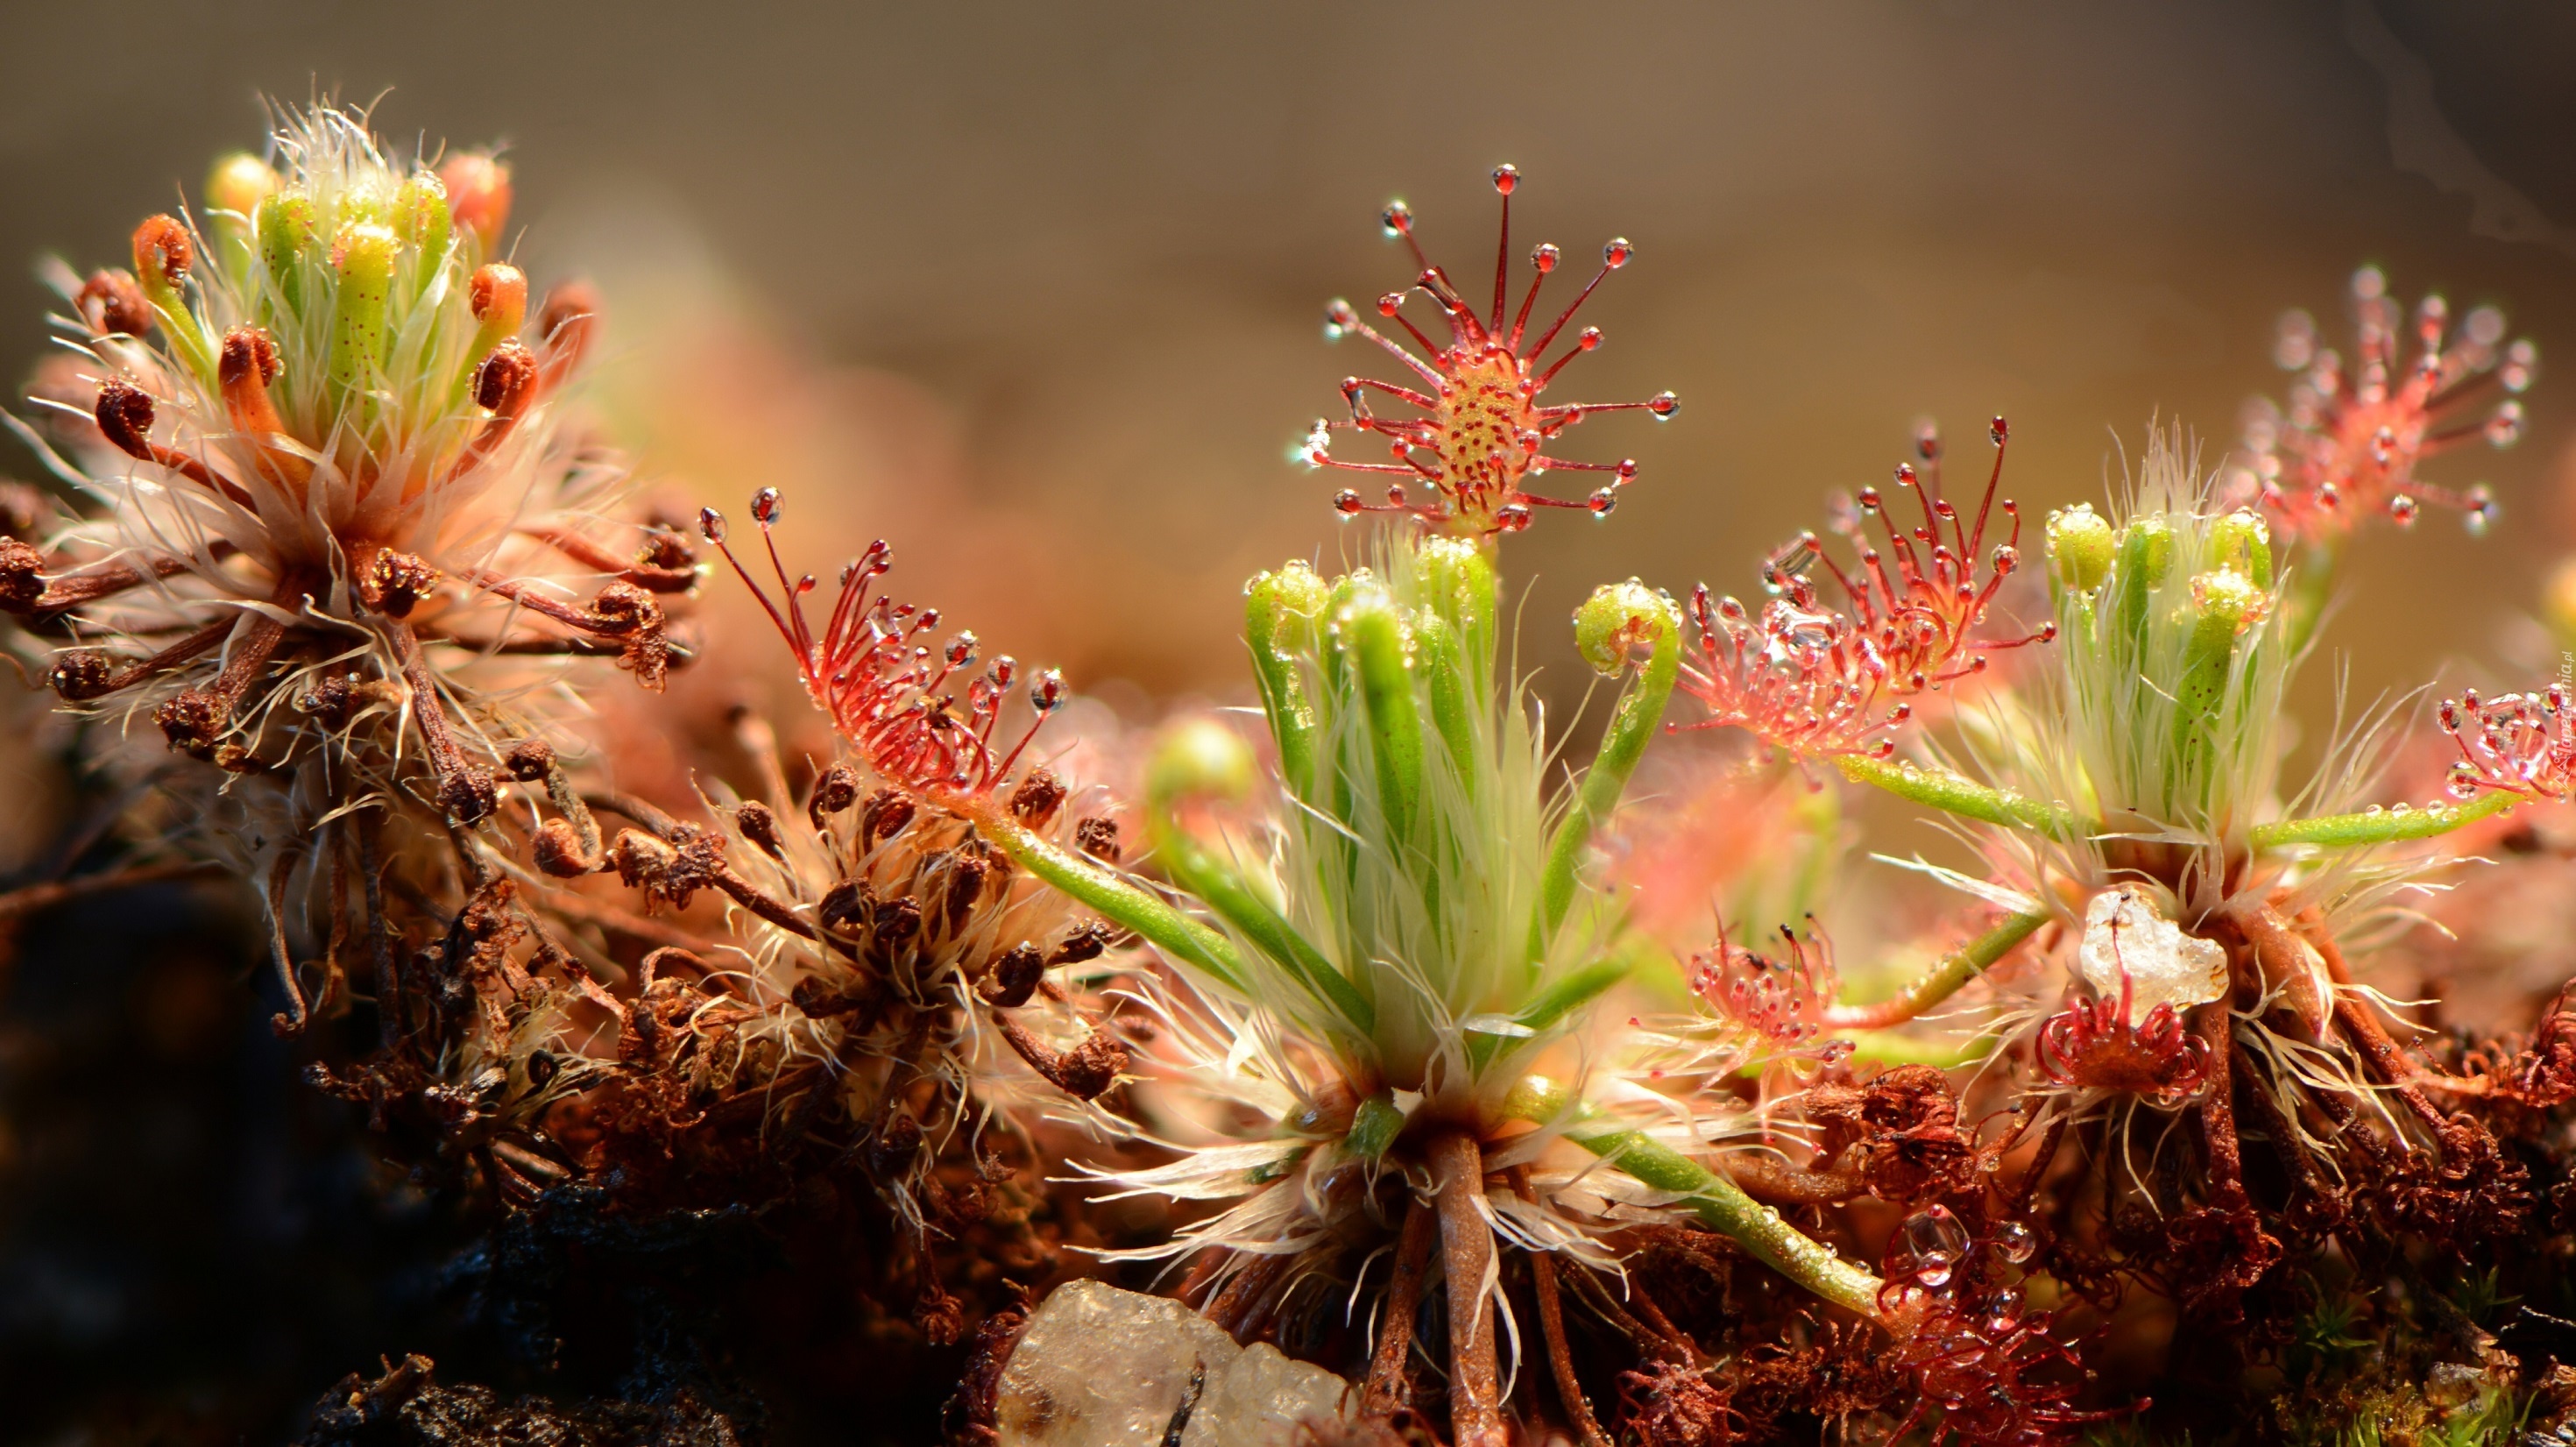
left=1023, top=521, right=1708, bottom=1443
left=1744, top=427, right=2566, bottom=1323
left=640, top=486, right=1141, bottom=1112
left=1676, top=415, right=2055, bottom=771
left=0, top=103, right=696, bottom=1028
left=1302, top=166, right=1679, bottom=537
left=2227, top=266, right=2537, bottom=646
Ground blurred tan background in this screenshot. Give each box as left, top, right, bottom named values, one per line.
left=4, top=0, right=2573, bottom=732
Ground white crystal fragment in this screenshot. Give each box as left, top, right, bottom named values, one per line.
left=2076, top=884, right=2228, bottom=1017
left=994, top=1280, right=1353, bottom=1447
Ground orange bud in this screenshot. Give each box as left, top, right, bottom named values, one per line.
left=437, top=153, right=512, bottom=253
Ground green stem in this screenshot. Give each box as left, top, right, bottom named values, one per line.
left=1836, top=755, right=2075, bottom=833
left=1822, top=910, right=2049, bottom=1031
left=2249, top=790, right=2515, bottom=851
left=1144, top=817, right=1374, bottom=1031
left=1506, top=1076, right=1885, bottom=1319
left=987, top=813, right=1247, bottom=991
left=1539, top=590, right=1682, bottom=940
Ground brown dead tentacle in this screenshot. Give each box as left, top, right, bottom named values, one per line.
left=11, top=547, right=237, bottom=618
left=1510, top=1166, right=1610, bottom=1447
left=1427, top=1128, right=1505, bottom=1447
left=1361, top=1194, right=1440, bottom=1419
left=94, top=381, right=258, bottom=509
left=48, top=618, right=231, bottom=701
left=519, top=524, right=699, bottom=593
left=156, top=606, right=293, bottom=758
left=991, top=1011, right=1128, bottom=1101
left=1723, top=1153, right=1872, bottom=1206
left=386, top=620, right=496, bottom=824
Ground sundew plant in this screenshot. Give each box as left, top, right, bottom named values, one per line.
left=10, top=110, right=2576, bottom=1447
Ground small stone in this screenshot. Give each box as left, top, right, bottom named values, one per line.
left=2076, top=883, right=2228, bottom=1017
left=995, top=1280, right=1353, bottom=1447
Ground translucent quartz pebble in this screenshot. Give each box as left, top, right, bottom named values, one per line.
left=995, top=1280, right=1353, bottom=1447
left=2075, top=883, right=2229, bottom=1017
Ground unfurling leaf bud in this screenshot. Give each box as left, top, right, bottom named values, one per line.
left=131, top=215, right=192, bottom=306
left=2046, top=502, right=2114, bottom=594
left=1574, top=578, right=1674, bottom=677
left=1414, top=534, right=1498, bottom=661
left=438, top=153, right=513, bottom=254
left=2187, top=568, right=2268, bottom=641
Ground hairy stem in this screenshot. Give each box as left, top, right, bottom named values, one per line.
left=986, top=812, right=1248, bottom=990
left=1538, top=591, right=1681, bottom=940
left=1837, top=755, right=2076, bottom=833
left=2248, top=790, right=2514, bottom=851
left=1822, top=910, right=2049, bottom=1031
left=1506, top=1077, right=1886, bottom=1319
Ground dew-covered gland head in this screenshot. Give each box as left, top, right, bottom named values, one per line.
left=700, top=487, right=1059, bottom=803
left=2234, top=266, right=2539, bottom=543
left=1306, top=167, right=1677, bottom=537
left=1680, top=416, right=2052, bottom=760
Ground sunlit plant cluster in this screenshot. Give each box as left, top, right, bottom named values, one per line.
left=8, top=107, right=2576, bottom=1447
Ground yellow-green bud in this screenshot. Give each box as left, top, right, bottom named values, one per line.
left=393, top=174, right=452, bottom=259
left=1414, top=535, right=1497, bottom=649
left=1575, top=579, right=1672, bottom=676
left=2210, top=509, right=2272, bottom=590
left=1246, top=561, right=1329, bottom=656
left=258, top=193, right=316, bottom=316
left=2046, top=503, right=2114, bottom=593
left=328, top=221, right=399, bottom=394
left=207, top=153, right=280, bottom=220
left=2187, top=568, right=2268, bottom=640
left=1147, top=716, right=1256, bottom=809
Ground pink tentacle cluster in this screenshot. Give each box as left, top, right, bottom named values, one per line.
left=2233, top=266, right=2534, bottom=542
left=2437, top=684, right=2576, bottom=804
left=699, top=488, right=1062, bottom=798
left=1305, top=165, right=1678, bottom=537
left=1679, top=419, right=2052, bottom=760
left=2036, top=970, right=2210, bottom=1103
left=1690, top=918, right=1842, bottom=1051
